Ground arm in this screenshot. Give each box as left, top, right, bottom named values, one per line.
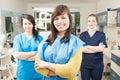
left=12, top=35, right=37, bottom=61
left=35, top=55, right=49, bottom=76
left=55, top=47, right=82, bottom=78
left=87, top=45, right=105, bottom=52
left=82, top=47, right=95, bottom=53
left=88, top=32, right=107, bottom=52
left=35, top=47, right=82, bottom=78
left=13, top=51, right=36, bottom=61
left=83, top=45, right=105, bottom=53
left=27, top=55, right=36, bottom=61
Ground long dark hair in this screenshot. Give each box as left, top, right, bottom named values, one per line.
left=46, top=4, right=72, bottom=45
left=21, top=14, right=39, bottom=40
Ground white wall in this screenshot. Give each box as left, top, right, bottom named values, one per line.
left=0, top=0, right=27, bottom=42
left=26, top=2, right=97, bottom=32
left=97, top=0, right=120, bottom=50
left=0, top=0, right=26, bottom=13
left=97, top=0, right=120, bottom=13
left=0, top=0, right=27, bottom=33
left=1, top=0, right=120, bottom=35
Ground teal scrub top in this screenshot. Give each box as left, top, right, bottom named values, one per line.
left=13, top=33, right=43, bottom=80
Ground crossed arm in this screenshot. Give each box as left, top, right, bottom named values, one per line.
left=35, top=47, right=82, bottom=79
left=83, top=45, right=105, bottom=53
left=13, top=51, right=36, bottom=61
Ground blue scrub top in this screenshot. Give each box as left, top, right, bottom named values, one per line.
left=79, top=31, right=107, bottom=68
left=13, top=33, right=43, bottom=80
left=38, top=34, right=85, bottom=80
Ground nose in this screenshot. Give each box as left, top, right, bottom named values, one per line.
left=57, top=19, right=63, bottom=23
left=56, top=19, right=63, bottom=25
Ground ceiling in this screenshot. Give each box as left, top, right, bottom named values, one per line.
left=25, top=0, right=97, bottom=3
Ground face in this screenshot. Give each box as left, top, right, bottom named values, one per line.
left=87, top=16, right=97, bottom=28
left=22, top=18, right=33, bottom=33
left=53, top=13, right=70, bottom=35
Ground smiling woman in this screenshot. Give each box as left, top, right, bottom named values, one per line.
left=34, top=4, right=84, bottom=80
left=12, top=14, right=43, bottom=80
left=33, top=6, right=80, bottom=36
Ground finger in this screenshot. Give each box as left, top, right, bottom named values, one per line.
left=35, top=60, right=39, bottom=64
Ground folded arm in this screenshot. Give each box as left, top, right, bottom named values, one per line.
left=13, top=51, right=36, bottom=61
left=87, top=45, right=105, bottom=52
left=35, top=47, right=82, bottom=78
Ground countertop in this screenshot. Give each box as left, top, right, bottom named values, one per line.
left=111, top=50, right=120, bottom=58
left=103, top=48, right=111, bottom=58
left=103, top=48, right=120, bottom=58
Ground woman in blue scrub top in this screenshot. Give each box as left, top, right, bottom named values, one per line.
left=13, top=14, right=43, bottom=80
left=79, top=14, right=107, bottom=80
left=35, top=4, right=84, bottom=80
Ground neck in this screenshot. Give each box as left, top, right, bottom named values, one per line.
left=87, top=27, right=97, bottom=31
left=58, top=32, right=65, bottom=37
left=25, top=31, right=33, bottom=38
left=88, top=30, right=96, bottom=33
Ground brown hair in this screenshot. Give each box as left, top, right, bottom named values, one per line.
left=21, top=14, right=39, bottom=40
left=46, top=4, right=72, bottom=45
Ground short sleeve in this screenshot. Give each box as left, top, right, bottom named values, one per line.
left=79, top=32, right=84, bottom=41
left=13, top=35, right=22, bottom=52
left=100, top=32, right=107, bottom=48
left=38, top=35, right=43, bottom=42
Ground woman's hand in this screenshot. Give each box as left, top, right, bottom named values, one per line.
left=35, top=59, right=56, bottom=76
left=35, top=59, right=56, bottom=73
left=27, top=56, right=35, bottom=61
left=35, top=60, right=47, bottom=69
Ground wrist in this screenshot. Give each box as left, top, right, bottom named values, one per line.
left=32, top=51, right=37, bottom=55
left=45, top=62, right=51, bottom=68
left=45, top=62, right=55, bottom=69
left=84, top=45, right=90, bottom=48
left=25, top=58, right=29, bottom=61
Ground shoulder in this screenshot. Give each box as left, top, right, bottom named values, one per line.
left=81, top=31, right=87, bottom=34
left=80, top=31, right=87, bottom=36
left=96, top=31, right=105, bottom=36
left=38, top=39, right=48, bottom=47
left=70, top=34, right=79, bottom=40
left=79, top=31, right=87, bottom=39
left=70, top=34, right=85, bottom=46
left=38, top=35, right=43, bottom=41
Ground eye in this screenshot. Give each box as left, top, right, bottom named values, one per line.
left=62, top=16, right=66, bottom=19
left=88, top=20, right=91, bottom=22
left=29, top=23, right=32, bottom=25
left=54, top=17, right=58, bottom=20
left=23, top=23, right=27, bottom=25
left=54, top=18, right=57, bottom=20
left=92, top=20, right=96, bottom=22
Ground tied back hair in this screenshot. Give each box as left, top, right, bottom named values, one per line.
left=21, top=14, right=39, bottom=40
left=88, top=14, right=98, bottom=22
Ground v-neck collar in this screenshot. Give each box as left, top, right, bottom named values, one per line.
left=87, top=31, right=97, bottom=38
left=23, top=33, right=33, bottom=40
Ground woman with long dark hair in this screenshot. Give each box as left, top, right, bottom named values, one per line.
left=13, top=14, right=43, bottom=80
left=35, top=4, right=84, bottom=80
